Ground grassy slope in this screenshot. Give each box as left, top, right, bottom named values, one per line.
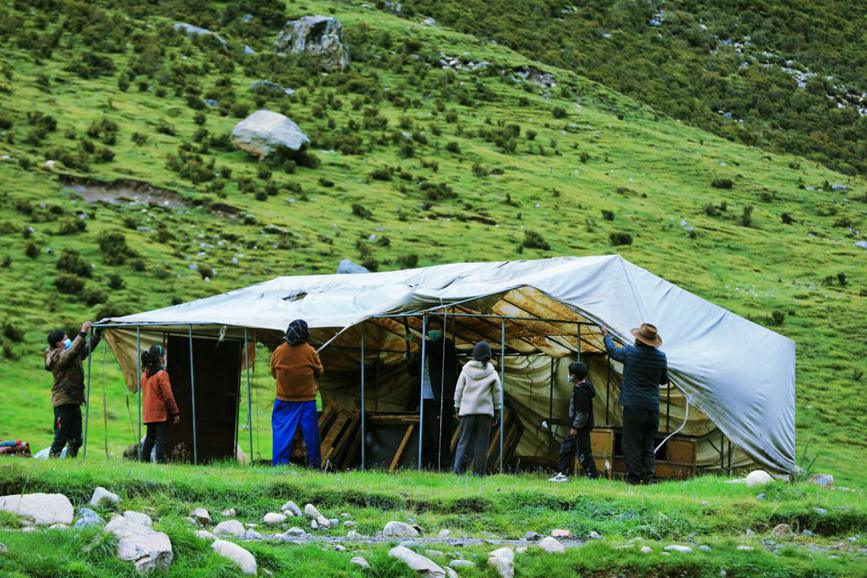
left=0, top=0, right=864, bottom=490
left=0, top=460, right=864, bottom=577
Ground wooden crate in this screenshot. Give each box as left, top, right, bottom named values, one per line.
left=571, top=427, right=615, bottom=479
left=665, top=437, right=696, bottom=465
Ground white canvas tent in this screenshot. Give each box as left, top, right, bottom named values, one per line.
left=96, top=255, right=796, bottom=473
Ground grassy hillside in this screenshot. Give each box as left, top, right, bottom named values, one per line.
left=0, top=460, right=864, bottom=576
left=0, top=0, right=864, bottom=490
left=397, top=0, right=867, bottom=176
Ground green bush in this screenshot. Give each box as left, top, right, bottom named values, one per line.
left=82, top=287, right=107, bottom=306
left=54, top=274, right=85, bottom=294
left=711, top=178, right=734, bottom=189
left=522, top=230, right=550, bottom=250
left=609, top=232, right=633, bottom=246
left=56, top=249, right=92, bottom=277
left=352, top=204, right=372, bottom=219
left=98, top=231, right=132, bottom=265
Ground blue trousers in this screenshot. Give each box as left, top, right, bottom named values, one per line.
left=272, top=399, right=321, bottom=468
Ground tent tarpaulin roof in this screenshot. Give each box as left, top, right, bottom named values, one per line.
left=103, top=255, right=796, bottom=472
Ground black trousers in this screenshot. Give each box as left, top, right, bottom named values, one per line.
left=141, top=421, right=169, bottom=463
left=50, top=404, right=82, bottom=457
left=622, top=407, right=658, bottom=483
left=421, top=398, right=455, bottom=470
left=452, top=414, right=491, bottom=476
left=557, top=429, right=598, bottom=476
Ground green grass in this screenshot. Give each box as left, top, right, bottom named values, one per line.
left=0, top=460, right=864, bottom=577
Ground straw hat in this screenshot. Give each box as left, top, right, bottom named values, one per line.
left=631, top=323, right=662, bottom=347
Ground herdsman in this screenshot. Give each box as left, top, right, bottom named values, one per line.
left=44, top=321, right=100, bottom=458
left=603, top=323, right=669, bottom=485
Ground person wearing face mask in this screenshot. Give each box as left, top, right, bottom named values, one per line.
left=549, top=361, right=600, bottom=482
left=44, top=321, right=100, bottom=458
left=140, top=344, right=180, bottom=463
left=408, top=317, right=458, bottom=469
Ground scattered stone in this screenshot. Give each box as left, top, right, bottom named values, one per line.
left=445, top=569, right=459, bottom=578
left=589, top=530, right=602, bottom=540
left=437, top=529, right=452, bottom=538
left=640, top=546, right=652, bottom=554
left=221, top=508, right=236, bottom=518
left=745, top=470, right=773, bottom=487
left=425, top=549, right=445, bottom=558
left=389, top=545, right=445, bottom=577
left=284, top=527, right=306, bottom=537
left=274, top=16, right=350, bottom=72
left=250, top=80, right=295, bottom=97
left=214, top=520, right=246, bottom=537
left=855, top=241, right=867, bottom=250
left=809, top=474, right=834, bottom=488
left=310, top=519, right=319, bottom=530
left=551, top=529, right=573, bottom=539
left=523, top=531, right=542, bottom=541
left=699, top=545, right=712, bottom=552
left=383, top=521, right=421, bottom=538
left=190, top=508, right=212, bottom=525
left=212, top=539, right=257, bottom=576
left=665, top=545, right=693, bottom=553
left=422, top=17, right=436, bottom=26
left=334, top=544, right=346, bottom=552
left=340, top=513, right=352, bottom=519
left=232, top=110, right=310, bottom=159
left=538, top=536, right=565, bottom=554
left=74, top=507, right=105, bottom=529
left=184, top=516, right=200, bottom=527
left=745, top=529, right=755, bottom=538
left=304, top=504, right=331, bottom=528
left=195, top=530, right=216, bottom=541
left=49, top=523, right=68, bottom=529
left=0, top=543, right=6, bottom=553
left=329, top=518, right=339, bottom=527
left=813, top=507, right=828, bottom=516
left=488, top=547, right=515, bottom=578
left=106, top=511, right=173, bottom=573
left=173, top=22, right=227, bottom=47
left=450, top=559, right=476, bottom=569
left=0, top=493, right=74, bottom=526
left=350, top=556, right=370, bottom=569
left=243, top=529, right=264, bottom=541
left=89, top=487, right=120, bottom=508
left=802, top=530, right=814, bottom=537
left=756, top=492, right=767, bottom=501
left=347, top=530, right=362, bottom=539
left=737, top=545, right=754, bottom=551
left=264, top=512, right=287, bottom=526
left=344, top=520, right=357, bottom=528
left=772, top=524, right=792, bottom=537
left=337, top=259, right=370, bottom=274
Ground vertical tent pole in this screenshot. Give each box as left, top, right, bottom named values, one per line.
left=576, top=323, right=582, bottom=362
left=188, top=325, right=198, bottom=465
left=436, top=309, right=448, bottom=473
left=83, top=327, right=93, bottom=460
left=417, top=315, right=427, bottom=471
left=244, top=328, right=253, bottom=466
left=719, top=430, right=725, bottom=471
left=605, top=351, right=612, bottom=426
left=666, top=387, right=672, bottom=432
left=360, top=324, right=366, bottom=471
left=499, top=319, right=506, bottom=474
left=136, top=326, right=142, bottom=461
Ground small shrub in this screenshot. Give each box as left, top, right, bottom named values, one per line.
left=56, top=249, right=92, bottom=277
left=601, top=209, right=615, bottom=221
left=98, top=231, right=131, bottom=265
left=1, top=255, right=10, bottom=268
left=552, top=105, right=568, bottom=119
left=54, top=274, right=85, bottom=294
left=369, top=167, right=392, bottom=181
left=82, top=287, right=107, bottom=306
left=712, top=178, right=734, bottom=189
left=771, top=310, right=786, bottom=326
left=318, top=177, right=335, bottom=188
left=580, top=151, right=590, bottom=163
left=522, top=230, right=550, bottom=250
left=445, top=141, right=461, bottom=154
left=526, top=129, right=537, bottom=141
left=25, top=242, right=39, bottom=259
left=609, top=232, right=633, bottom=246
left=781, top=212, right=795, bottom=224
left=397, top=254, right=419, bottom=269
left=2, top=322, right=24, bottom=343
left=107, top=273, right=125, bottom=290
left=352, top=204, right=372, bottom=219
left=740, top=205, right=754, bottom=227
left=156, top=119, right=176, bottom=136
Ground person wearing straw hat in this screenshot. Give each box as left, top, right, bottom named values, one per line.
left=603, top=323, right=669, bottom=485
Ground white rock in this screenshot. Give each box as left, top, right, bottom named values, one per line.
left=49, top=523, right=68, bottom=529
left=232, top=110, right=310, bottom=159
left=737, top=545, right=754, bottom=551
left=383, top=521, right=421, bottom=538
left=195, top=530, right=216, bottom=541
left=437, top=529, right=452, bottom=538
left=589, top=530, right=602, bottom=539
left=190, top=508, right=212, bottom=525
left=450, top=559, right=476, bottom=568
left=389, top=546, right=445, bottom=577
left=809, top=474, right=834, bottom=488
left=334, top=544, right=346, bottom=552
left=310, top=519, right=319, bottom=530
left=551, top=528, right=573, bottom=539
left=640, top=546, right=653, bottom=554
left=285, top=527, right=306, bottom=537
left=445, top=569, right=459, bottom=578
left=89, top=487, right=120, bottom=508
left=516, top=546, right=527, bottom=554
left=304, top=504, right=330, bottom=528
left=243, top=529, right=264, bottom=541
left=771, top=523, right=792, bottom=537
left=699, top=545, right=712, bottom=552
left=221, top=508, right=236, bottom=517
left=425, top=549, right=445, bottom=558
left=665, top=545, right=693, bottom=553
left=212, top=539, right=257, bottom=576
left=745, top=470, right=773, bottom=487
left=264, top=512, right=287, bottom=526
left=538, top=536, right=565, bottom=553
left=0, top=543, right=6, bottom=553
left=281, top=501, right=302, bottom=516
left=344, top=520, right=357, bottom=528
left=350, top=556, right=370, bottom=569
left=488, top=547, right=515, bottom=578
left=122, top=511, right=152, bottom=528
left=214, top=520, right=246, bottom=537
left=106, top=512, right=173, bottom=573
left=0, top=493, right=74, bottom=526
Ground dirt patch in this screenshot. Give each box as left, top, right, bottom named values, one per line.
left=60, top=175, right=188, bottom=209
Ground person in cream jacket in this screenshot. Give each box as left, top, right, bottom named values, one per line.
left=452, top=341, right=502, bottom=475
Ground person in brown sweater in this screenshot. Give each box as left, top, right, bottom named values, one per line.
left=270, top=319, right=324, bottom=467
left=44, top=321, right=100, bottom=458
left=139, top=344, right=180, bottom=463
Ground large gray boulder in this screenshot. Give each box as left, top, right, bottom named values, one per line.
left=388, top=546, right=446, bottom=577
left=212, top=540, right=257, bottom=575
left=275, top=16, right=350, bottom=71
left=232, top=110, right=309, bottom=159
left=337, top=259, right=369, bottom=274
left=0, top=493, right=73, bottom=526
left=105, top=511, right=173, bottom=573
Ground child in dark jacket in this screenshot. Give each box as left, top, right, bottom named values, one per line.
left=549, top=361, right=600, bottom=482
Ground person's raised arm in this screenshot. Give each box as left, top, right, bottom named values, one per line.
left=602, top=329, right=627, bottom=363
left=55, top=322, right=91, bottom=368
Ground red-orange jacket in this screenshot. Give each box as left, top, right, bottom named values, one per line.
left=141, top=369, right=180, bottom=424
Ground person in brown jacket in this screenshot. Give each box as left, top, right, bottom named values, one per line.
left=44, top=321, right=100, bottom=458
left=270, top=319, right=323, bottom=468
left=140, top=344, right=180, bottom=463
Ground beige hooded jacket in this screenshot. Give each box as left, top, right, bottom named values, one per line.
left=454, top=360, right=502, bottom=417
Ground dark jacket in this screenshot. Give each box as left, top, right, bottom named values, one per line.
left=408, top=337, right=458, bottom=402
left=44, top=331, right=100, bottom=407
left=569, top=379, right=596, bottom=430
left=604, top=335, right=669, bottom=411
